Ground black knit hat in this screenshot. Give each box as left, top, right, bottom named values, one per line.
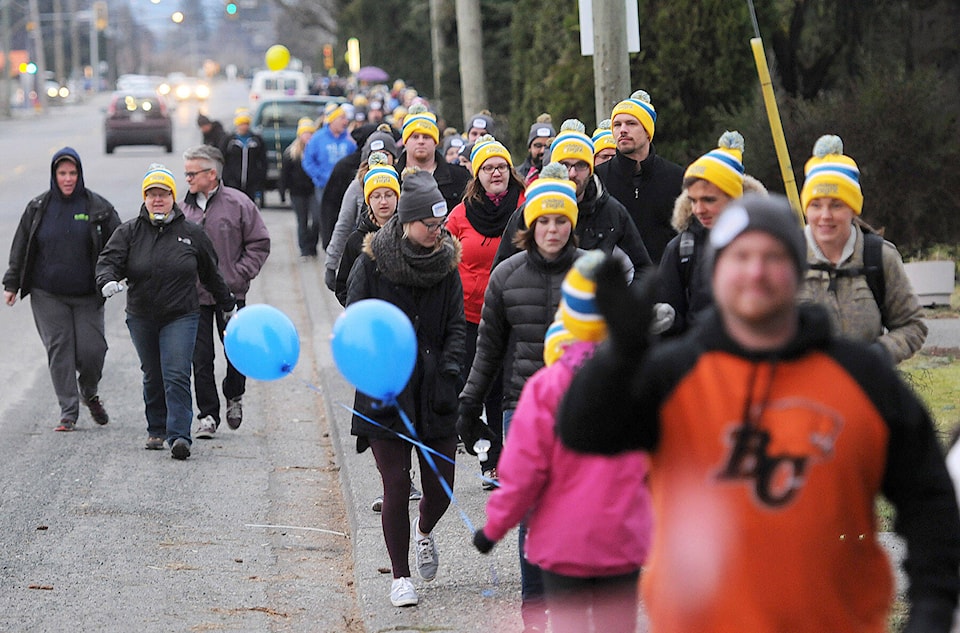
left=708, top=193, right=807, bottom=278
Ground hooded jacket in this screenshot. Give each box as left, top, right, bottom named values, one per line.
left=483, top=341, right=652, bottom=577
left=181, top=184, right=270, bottom=304
left=335, top=208, right=380, bottom=306
left=558, top=304, right=960, bottom=633
left=657, top=174, right=767, bottom=336
left=4, top=147, right=120, bottom=300
left=595, top=144, right=684, bottom=264
left=96, top=204, right=235, bottom=322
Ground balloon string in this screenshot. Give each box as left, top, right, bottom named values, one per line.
left=333, top=401, right=455, bottom=467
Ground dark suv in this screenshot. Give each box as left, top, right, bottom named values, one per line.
left=252, top=95, right=343, bottom=202
left=104, top=91, right=173, bottom=154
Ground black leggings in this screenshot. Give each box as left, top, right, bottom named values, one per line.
left=370, top=435, right=458, bottom=578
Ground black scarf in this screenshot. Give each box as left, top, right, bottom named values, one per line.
left=464, top=182, right=522, bottom=238
left=368, top=215, right=458, bottom=288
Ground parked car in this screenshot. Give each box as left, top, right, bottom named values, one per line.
left=104, top=90, right=173, bottom=154
left=252, top=95, right=344, bottom=202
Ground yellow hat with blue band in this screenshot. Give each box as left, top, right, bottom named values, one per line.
left=591, top=119, right=616, bottom=155
left=522, top=162, right=578, bottom=228
left=684, top=130, right=746, bottom=199
left=800, top=134, right=863, bottom=215
left=610, top=89, right=657, bottom=141
left=363, top=152, right=401, bottom=204
left=559, top=250, right=607, bottom=342
left=401, top=103, right=439, bottom=144
left=469, top=134, right=512, bottom=177
left=142, top=163, right=176, bottom=200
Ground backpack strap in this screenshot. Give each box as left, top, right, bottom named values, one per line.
left=678, top=230, right=696, bottom=293
left=808, top=232, right=887, bottom=322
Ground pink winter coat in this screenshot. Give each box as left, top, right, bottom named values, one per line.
left=482, top=341, right=653, bottom=577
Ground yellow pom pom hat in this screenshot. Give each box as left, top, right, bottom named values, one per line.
left=800, top=134, right=863, bottom=215
left=591, top=119, right=616, bottom=156
left=141, top=164, right=176, bottom=200
left=543, top=314, right=576, bottom=367
left=233, top=108, right=251, bottom=126
left=549, top=127, right=595, bottom=175
left=610, top=90, right=656, bottom=140
left=296, top=117, right=317, bottom=137
left=362, top=152, right=401, bottom=204
left=401, top=104, right=439, bottom=144
left=469, top=134, right=512, bottom=177
left=684, top=130, right=746, bottom=199
left=560, top=249, right=607, bottom=343
left=522, top=162, right=579, bottom=228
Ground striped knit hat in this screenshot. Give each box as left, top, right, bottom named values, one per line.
left=549, top=119, right=595, bottom=175
left=401, top=103, right=439, bottom=144
left=142, top=163, right=176, bottom=199
left=543, top=311, right=577, bottom=367
left=469, top=134, right=512, bottom=177
left=522, top=162, right=578, bottom=228
left=611, top=90, right=656, bottom=140
left=362, top=152, right=400, bottom=204
left=559, top=250, right=607, bottom=343
left=800, top=135, right=863, bottom=215
left=591, top=119, right=616, bottom=156
left=684, top=131, right=746, bottom=199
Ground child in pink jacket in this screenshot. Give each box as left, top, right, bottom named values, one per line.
left=472, top=251, right=653, bottom=633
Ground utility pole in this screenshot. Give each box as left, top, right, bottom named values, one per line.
left=53, top=0, right=65, bottom=84
left=1, top=0, right=11, bottom=118
left=455, top=0, right=485, bottom=132
left=27, top=0, right=47, bottom=108
left=591, top=1, right=630, bottom=126
left=428, top=0, right=444, bottom=117
left=68, top=0, right=81, bottom=88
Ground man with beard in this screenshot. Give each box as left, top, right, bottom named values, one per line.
left=394, top=104, right=470, bottom=213
left=516, top=114, right=556, bottom=184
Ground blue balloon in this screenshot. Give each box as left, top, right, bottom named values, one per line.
left=331, top=299, right=416, bottom=401
left=224, top=304, right=300, bottom=381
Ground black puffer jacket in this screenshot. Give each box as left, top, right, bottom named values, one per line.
left=461, top=243, right=581, bottom=411
left=95, top=205, right=235, bottom=322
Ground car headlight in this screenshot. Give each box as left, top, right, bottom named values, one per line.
left=47, top=86, right=58, bottom=98
left=175, top=85, right=190, bottom=99
left=195, top=84, right=210, bottom=99
left=59, top=86, right=69, bottom=98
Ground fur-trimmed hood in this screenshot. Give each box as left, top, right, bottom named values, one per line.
left=670, top=174, right=767, bottom=232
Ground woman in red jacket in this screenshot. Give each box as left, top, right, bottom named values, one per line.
left=445, top=134, right=525, bottom=488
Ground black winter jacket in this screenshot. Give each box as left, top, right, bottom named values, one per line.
left=220, top=133, right=267, bottom=196
left=595, top=145, right=684, bottom=264
left=95, top=205, right=235, bottom=322
left=462, top=244, right=580, bottom=411
left=334, top=209, right=379, bottom=306
left=280, top=149, right=315, bottom=197
left=345, top=235, right=466, bottom=449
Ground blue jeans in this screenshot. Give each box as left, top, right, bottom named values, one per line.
left=126, top=312, right=199, bottom=443
left=503, top=408, right=547, bottom=629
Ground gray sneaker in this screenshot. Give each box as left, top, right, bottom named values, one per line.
left=412, top=516, right=438, bottom=581
left=170, top=438, right=191, bottom=460
left=389, top=577, right=418, bottom=607
left=195, top=416, right=217, bottom=439
left=226, top=397, right=243, bottom=429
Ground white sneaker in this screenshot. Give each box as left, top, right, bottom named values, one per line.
left=195, top=415, right=217, bottom=439
left=389, top=577, right=418, bottom=607
left=412, top=516, right=438, bottom=581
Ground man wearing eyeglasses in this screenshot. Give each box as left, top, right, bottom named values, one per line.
left=493, top=121, right=652, bottom=278
left=516, top=114, right=556, bottom=184
left=180, top=144, right=271, bottom=438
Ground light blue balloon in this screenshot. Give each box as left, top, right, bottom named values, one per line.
left=331, top=299, right=416, bottom=401
left=224, top=304, right=300, bottom=381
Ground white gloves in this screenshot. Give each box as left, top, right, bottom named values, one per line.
left=101, top=281, right=125, bottom=298
left=650, top=303, right=675, bottom=335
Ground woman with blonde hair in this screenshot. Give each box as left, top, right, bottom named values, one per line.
left=281, top=117, right=320, bottom=257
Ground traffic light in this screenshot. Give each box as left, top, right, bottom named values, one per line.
left=323, top=45, right=334, bottom=70
left=93, top=1, right=108, bottom=31
left=225, top=2, right=238, bottom=17
left=19, top=61, right=37, bottom=74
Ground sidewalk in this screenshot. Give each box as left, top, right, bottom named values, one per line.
left=287, top=212, right=527, bottom=632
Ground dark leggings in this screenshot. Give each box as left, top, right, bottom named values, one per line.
left=541, top=569, right=640, bottom=633
left=370, top=435, right=458, bottom=578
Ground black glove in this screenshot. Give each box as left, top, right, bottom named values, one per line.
left=473, top=528, right=496, bottom=554
left=594, top=258, right=658, bottom=362
left=457, top=402, right=493, bottom=455
left=324, top=267, right=337, bottom=292
left=432, top=371, right=460, bottom=415
left=901, top=597, right=956, bottom=633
